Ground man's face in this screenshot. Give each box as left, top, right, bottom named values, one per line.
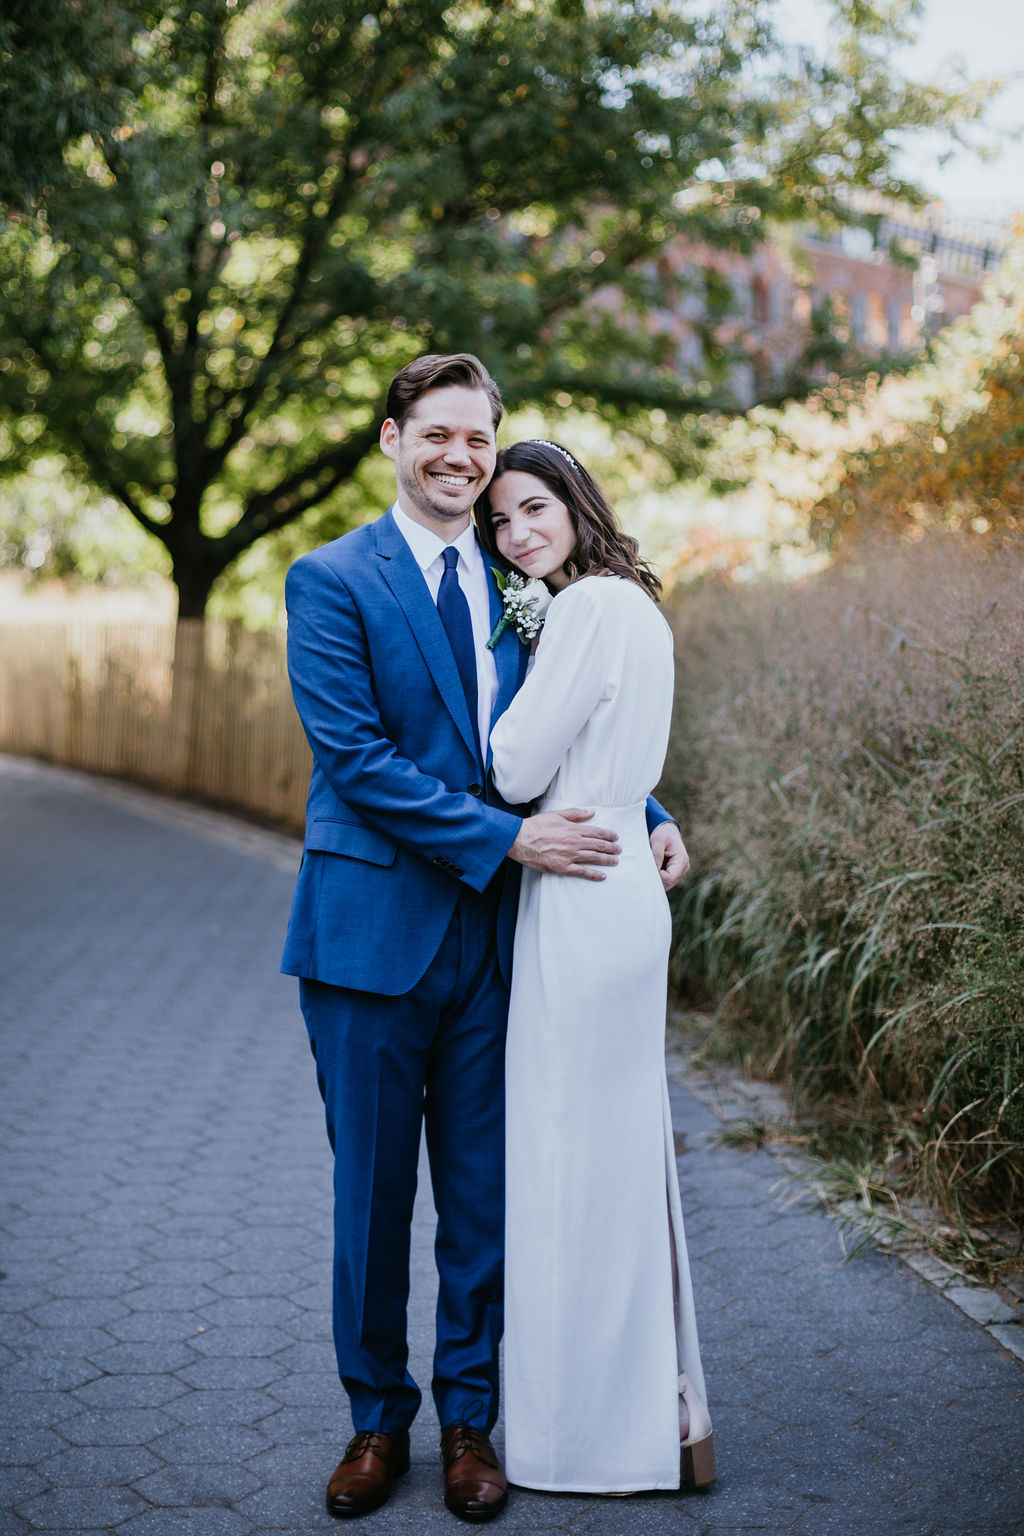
left=380, top=385, right=497, bottom=537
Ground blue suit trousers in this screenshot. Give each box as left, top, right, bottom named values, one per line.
left=299, top=881, right=507, bottom=1434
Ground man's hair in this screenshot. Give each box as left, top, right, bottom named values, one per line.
left=385, top=353, right=503, bottom=431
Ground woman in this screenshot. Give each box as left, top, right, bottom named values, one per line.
left=479, top=440, right=714, bottom=1496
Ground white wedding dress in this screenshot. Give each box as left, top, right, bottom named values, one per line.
left=490, top=575, right=707, bottom=1493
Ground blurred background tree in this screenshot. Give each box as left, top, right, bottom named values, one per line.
left=0, top=0, right=985, bottom=619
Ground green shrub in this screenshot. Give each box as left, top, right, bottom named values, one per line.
left=663, top=535, right=1024, bottom=1224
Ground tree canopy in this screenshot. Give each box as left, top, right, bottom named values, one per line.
left=0, top=0, right=988, bottom=616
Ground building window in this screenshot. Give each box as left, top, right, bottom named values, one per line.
left=866, top=292, right=888, bottom=348
left=886, top=298, right=902, bottom=350
left=850, top=292, right=867, bottom=342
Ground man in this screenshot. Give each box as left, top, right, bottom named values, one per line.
left=282, top=353, right=687, bottom=1522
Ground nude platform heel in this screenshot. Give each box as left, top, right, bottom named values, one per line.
left=679, top=1372, right=716, bottom=1488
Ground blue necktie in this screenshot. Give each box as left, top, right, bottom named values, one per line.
left=437, top=546, right=480, bottom=758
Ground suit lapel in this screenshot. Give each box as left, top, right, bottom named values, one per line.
left=374, top=509, right=481, bottom=764
left=484, top=556, right=529, bottom=771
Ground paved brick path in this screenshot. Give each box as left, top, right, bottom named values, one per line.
left=1, top=757, right=1021, bottom=1536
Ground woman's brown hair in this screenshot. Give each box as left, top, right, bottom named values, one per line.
left=476, top=440, right=662, bottom=601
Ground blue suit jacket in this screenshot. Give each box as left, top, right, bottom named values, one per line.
left=281, top=508, right=672, bottom=995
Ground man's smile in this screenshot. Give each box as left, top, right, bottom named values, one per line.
left=430, top=471, right=473, bottom=488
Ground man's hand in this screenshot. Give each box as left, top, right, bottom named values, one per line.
left=509, top=809, right=620, bottom=881
left=650, top=821, right=690, bottom=891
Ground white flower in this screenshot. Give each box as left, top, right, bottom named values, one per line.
left=487, top=571, right=553, bottom=648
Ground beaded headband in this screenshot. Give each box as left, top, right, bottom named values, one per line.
left=529, top=438, right=579, bottom=472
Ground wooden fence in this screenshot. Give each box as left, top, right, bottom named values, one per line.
left=0, top=619, right=311, bottom=832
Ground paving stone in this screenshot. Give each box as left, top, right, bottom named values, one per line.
left=58, top=1407, right=179, bottom=1446
left=36, top=1444, right=164, bottom=1487
left=118, top=1509, right=255, bottom=1535
left=2, top=1388, right=83, bottom=1428
left=0, top=1258, right=91, bottom=1289
left=793, top=1513, right=938, bottom=1536
left=174, top=1355, right=287, bottom=1391
left=197, top=1297, right=302, bottom=1328
left=148, top=1423, right=272, bottom=1464
left=0, top=1356, right=102, bottom=1392
left=14, top=1484, right=149, bottom=1528
left=0, top=1512, right=32, bottom=1535
left=263, top=1371, right=348, bottom=1409
left=902, top=1251, right=962, bottom=1288
left=129, top=1260, right=231, bottom=1288
left=269, top=1341, right=337, bottom=1375
left=86, top=1340, right=202, bottom=1376
left=244, top=1437, right=340, bottom=1486
left=162, top=1387, right=278, bottom=1427
left=0, top=1339, right=24, bottom=1370
left=988, top=1322, right=1024, bottom=1363
left=0, top=1283, right=51, bottom=1316
left=943, top=1285, right=1020, bottom=1326
left=12, top=1324, right=118, bottom=1359
left=276, top=1312, right=334, bottom=1345
left=234, top=1481, right=327, bottom=1526
left=73, top=1372, right=190, bottom=1409
left=207, top=1271, right=305, bottom=1300
left=0, top=1315, right=38, bottom=1352
left=25, top=1298, right=132, bottom=1330
left=129, top=1461, right=263, bottom=1507
left=187, top=1324, right=294, bottom=1357
left=247, top=1405, right=343, bottom=1449
left=0, top=1466, right=48, bottom=1505
left=119, top=1283, right=227, bottom=1312
left=568, top=1496, right=708, bottom=1532
left=0, top=1424, right=67, bottom=1465
left=103, top=1311, right=208, bottom=1345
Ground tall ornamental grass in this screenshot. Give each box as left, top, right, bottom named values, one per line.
left=662, top=536, right=1024, bottom=1227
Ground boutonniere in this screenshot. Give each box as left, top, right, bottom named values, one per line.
left=486, top=568, right=553, bottom=650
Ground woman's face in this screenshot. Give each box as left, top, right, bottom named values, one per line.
left=486, top=470, right=577, bottom=590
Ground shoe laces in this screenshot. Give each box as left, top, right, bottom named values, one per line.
left=343, top=1429, right=391, bottom=1464
left=443, top=1424, right=498, bottom=1467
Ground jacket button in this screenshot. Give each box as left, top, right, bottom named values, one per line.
left=468, top=783, right=483, bottom=797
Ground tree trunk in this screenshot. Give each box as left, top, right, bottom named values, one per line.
left=169, top=617, right=207, bottom=794
left=173, top=561, right=220, bottom=621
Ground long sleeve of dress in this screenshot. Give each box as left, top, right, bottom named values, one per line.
left=489, top=580, right=609, bottom=806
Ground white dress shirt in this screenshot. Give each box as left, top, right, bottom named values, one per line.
left=391, top=503, right=499, bottom=755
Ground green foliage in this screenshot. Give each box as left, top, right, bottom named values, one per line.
left=0, top=0, right=987, bottom=614
left=0, top=1, right=151, bottom=210
left=662, top=537, right=1024, bottom=1226
left=0, top=457, right=169, bottom=589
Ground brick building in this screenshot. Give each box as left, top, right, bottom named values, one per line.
left=653, top=204, right=1011, bottom=405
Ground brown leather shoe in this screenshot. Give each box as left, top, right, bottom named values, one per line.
left=325, top=1429, right=410, bottom=1518
left=440, top=1423, right=508, bottom=1522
